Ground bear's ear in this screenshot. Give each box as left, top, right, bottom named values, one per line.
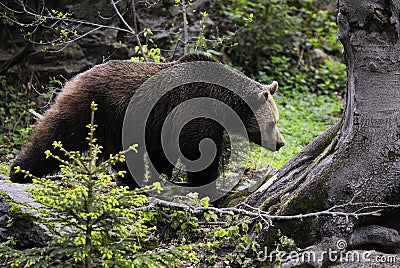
left=264, top=81, right=278, bottom=95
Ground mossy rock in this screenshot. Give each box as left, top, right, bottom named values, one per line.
left=0, top=180, right=49, bottom=248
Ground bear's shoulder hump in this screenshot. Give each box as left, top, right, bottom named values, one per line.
left=177, top=53, right=216, bottom=63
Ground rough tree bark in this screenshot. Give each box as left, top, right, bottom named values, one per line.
left=247, top=0, right=400, bottom=261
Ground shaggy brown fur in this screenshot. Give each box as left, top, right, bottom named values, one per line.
left=9, top=54, right=283, bottom=188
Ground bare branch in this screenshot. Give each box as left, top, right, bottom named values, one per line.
left=110, top=0, right=148, bottom=61
left=29, top=109, right=44, bottom=120
left=0, top=1, right=137, bottom=52
left=180, top=0, right=189, bottom=55
left=147, top=196, right=400, bottom=224
left=131, top=0, right=139, bottom=35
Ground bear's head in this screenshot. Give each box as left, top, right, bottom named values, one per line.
left=247, top=81, right=285, bottom=152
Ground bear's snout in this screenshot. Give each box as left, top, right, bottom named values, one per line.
left=276, top=141, right=285, bottom=151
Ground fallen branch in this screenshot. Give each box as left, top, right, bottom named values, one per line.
left=3, top=172, right=399, bottom=226
left=147, top=196, right=400, bottom=226
left=0, top=174, right=99, bottom=181
left=29, top=109, right=44, bottom=120
left=0, top=44, right=34, bottom=75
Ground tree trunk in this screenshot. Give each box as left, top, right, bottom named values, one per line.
left=247, top=0, right=400, bottom=258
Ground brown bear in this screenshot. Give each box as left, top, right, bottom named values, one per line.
left=9, top=54, right=284, bottom=189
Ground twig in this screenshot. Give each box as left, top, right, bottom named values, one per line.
left=294, top=47, right=304, bottom=75
left=198, top=221, right=226, bottom=226
left=0, top=174, right=101, bottom=181
left=180, top=0, right=189, bottom=55
left=29, top=109, right=44, bottom=120
left=131, top=0, right=139, bottom=35
left=2, top=2, right=129, bottom=34
left=110, top=0, right=148, bottom=61
left=0, top=2, right=142, bottom=54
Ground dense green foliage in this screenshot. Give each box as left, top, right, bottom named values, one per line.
left=0, top=77, right=33, bottom=158
left=220, top=1, right=345, bottom=88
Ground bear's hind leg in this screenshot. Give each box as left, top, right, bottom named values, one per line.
left=9, top=109, right=88, bottom=182
left=148, top=149, right=175, bottom=183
